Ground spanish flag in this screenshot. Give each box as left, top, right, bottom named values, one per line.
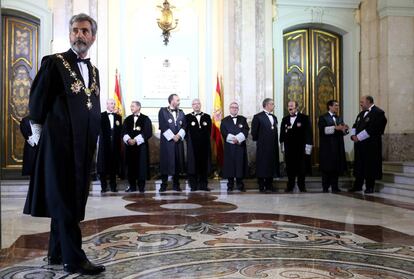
left=114, top=69, right=123, bottom=117
left=211, top=75, right=224, bottom=167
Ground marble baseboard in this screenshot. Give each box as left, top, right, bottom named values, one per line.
left=383, top=133, right=414, bottom=161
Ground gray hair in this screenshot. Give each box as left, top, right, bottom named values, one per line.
left=229, top=101, right=239, bottom=108
left=262, top=98, right=273, bottom=108
left=131, top=101, right=141, bottom=107
left=69, top=13, right=98, bottom=36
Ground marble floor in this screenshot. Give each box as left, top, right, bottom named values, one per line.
left=1, top=180, right=414, bottom=278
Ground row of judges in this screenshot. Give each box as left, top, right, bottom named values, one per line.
left=19, top=13, right=387, bottom=276
left=90, top=94, right=386, bottom=194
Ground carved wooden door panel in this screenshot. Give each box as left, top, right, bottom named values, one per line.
left=1, top=11, right=39, bottom=178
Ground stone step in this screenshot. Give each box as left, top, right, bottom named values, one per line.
left=382, top=171, right=414, bottom=185
left=1, top=177, right=354, bottom=194
left=383, top=161, right=414, bottom=174
left=376, top=181, right=414, bottom=197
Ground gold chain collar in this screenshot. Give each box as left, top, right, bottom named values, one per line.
left=56, top=54, right=99, bottom=110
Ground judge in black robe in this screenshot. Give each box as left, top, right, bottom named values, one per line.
left=220, top=102, right=249, bottom=192
left=185, top=99, right=212, bottom=191
left=97, top=99, right=122, bottom=192
left=23, top=14, right=105, bottom=275
left=20, top=116, right=38, bottom=176
left=122, top=101, right=153, bottom=193
left=318, top=100, right=349, bottom=193
left=280, top=100, right=313, bottom=192
left=158, top=94, right=187, bottom=192
left=349, top=95, right=387, bottom=194
left=251, top=98, right=280, bottom=192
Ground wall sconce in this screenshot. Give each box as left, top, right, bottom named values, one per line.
left=157, top=0, right=179, bottom=46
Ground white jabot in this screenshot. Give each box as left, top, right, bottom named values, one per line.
left=289, top=114, right=297, bottom=126
left=107, top=112, right=114, bottom=129
left=264, top=110, right=274, bottom=126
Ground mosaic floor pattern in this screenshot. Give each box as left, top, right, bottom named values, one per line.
left=1, top=193, right=414, bottom=278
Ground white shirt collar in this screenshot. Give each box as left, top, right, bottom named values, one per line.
left=71, top=48, right=90, bottom=60
left=368, top=104, right=375, bottom=111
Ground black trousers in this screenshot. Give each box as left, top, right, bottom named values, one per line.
left=353, top=176, right=375, bottom=191
left=161, top=174, right=180, bottom=187
left=227, top=177, right=244, bottom=189
left=322, top=171, right=339, bottom=191
left=258, top=177, right=273, bottom=191
left=48, top=218, right=86, bottom=265
left=188, top=174, right=208, bottom=190
left=286, top=175, right=306, bottom=191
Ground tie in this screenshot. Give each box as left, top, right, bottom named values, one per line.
left=195, top=112, right=202, bottom=116
left=76, top=57, right=90, bottom=63
left=290, top=114, right=296, bottom=118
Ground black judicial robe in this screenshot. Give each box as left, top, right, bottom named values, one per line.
left=23, top=49, right=101, bottom=222
left=220, top=115, right=249, bottom=178
left=318, top=113, right=347, bottom=174
left=185, top=112, right=212, bottom=175
left=280, top=113, right=312, bottom=177
left=352, top=105, right=387, bottom=179
left=251, top=111, right=280, bottom=178
left=20, top=116, right=37, bottom=176
left=97, top=112, right=122, bottom=175
left=122, top=114, right=153, bottom=180
left=158, top=107, right=187, bottom=175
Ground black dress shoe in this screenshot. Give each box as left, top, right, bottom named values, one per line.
left=125, top=186, right=137, bottom=192
left=227, top=187, right=233, bottom=192
left=364, top=189, right=374, bottom=194
left=299, top=188, right=307, bottom=192
left=348, top=187, right=362, bottom=192
left=101, top=188, right=107, bottom=193
left=47, top=256, right=62, bottom=265
left=332, top=188, right=342, bottom=193
left=200, top=187, right=211, bottom=192
left=138, top=187, right=145, bottom=193
left=159, top=185, right=167, bottom=192
left=63, top=260, right=105, bottom=275
left=322, top=189, right=329, bottom=193
left=284, top=188, right=293, bottom=193
left=110, top=188, right=118, bottom=193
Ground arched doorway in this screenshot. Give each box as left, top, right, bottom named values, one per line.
left=283, top=27, right=342, bottom=164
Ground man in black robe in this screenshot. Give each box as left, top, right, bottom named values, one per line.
left=20, top=116, right=38, bottom=176
left=97, top=99, right=122, bottom=192
left=22, top=14, right=105, bottom=275
left=280, top=100, right=313, bottom=192
left=251, top=98, right=280, bottom=192
left=158, top=94, right=187, bottom=192
left=349, top=95, right=387, bottom=194
left=318, top=100, right=349, bottom=193
left=220, top=102, right=249, bottom=192
left=185, top=98, right=212, bottom=191
left=122, top=101, right=153, bottom=193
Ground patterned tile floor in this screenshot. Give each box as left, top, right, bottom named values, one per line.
left=1, top=183, right=414, bottom=278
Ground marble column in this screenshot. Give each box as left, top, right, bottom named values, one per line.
left=223, top=0, right=273, bottom=169
left=361, top=0, right=414, bottom=161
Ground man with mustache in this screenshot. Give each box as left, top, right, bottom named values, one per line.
left=280, top=100, right=313, bottom=192
left=23, top=14, right=105, bottom=275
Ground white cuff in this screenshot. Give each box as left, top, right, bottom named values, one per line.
left=178, top=129, right=186, bottom=141
left=351, top=128, right=356, bottom=136
left=134, top=134, right=145, bottom=145
left=226, top=134, right=235, bottom=144
left=27, top=136, right=37, bottom=147
left=324, top=126, right=335, bottom=135
left=305, top=144, right=313, bottom=155
left=29, top=122, right=42, bottom=145
left=356, top=129, right=370, bottom=141
left=163, top=129, right=175, bottom=141
left=235, top=132, right=246, bottom=143
left=123, top=134, right=131, bottom=144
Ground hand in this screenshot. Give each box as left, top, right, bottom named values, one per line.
left=173, top=134, right=181, bottom=142
left=232, top=138, right=239, bottom=144
left=351, top=135, right=359, bottom=142
left=128, top=139, right=136, bottom=145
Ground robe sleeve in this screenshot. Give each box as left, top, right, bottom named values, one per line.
left=251, top=115, right=259, bottom=141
